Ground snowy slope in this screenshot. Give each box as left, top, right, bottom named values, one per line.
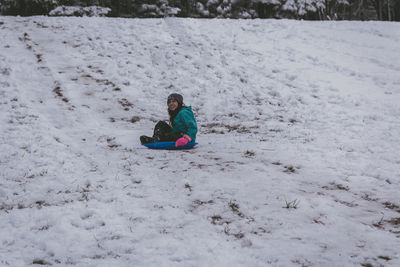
left=0, top=17, right=400, bottom=266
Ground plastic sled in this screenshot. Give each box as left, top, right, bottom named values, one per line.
left=142, top=141, right=198, bottom=150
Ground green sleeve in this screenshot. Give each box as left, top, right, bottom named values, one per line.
left=179, top=110, right=198, bottom=141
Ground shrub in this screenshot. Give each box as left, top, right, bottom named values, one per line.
left=49, top=5, right=111, bottom=17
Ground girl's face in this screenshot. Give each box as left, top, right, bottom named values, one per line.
left=168, top=99, right=178, bottom=111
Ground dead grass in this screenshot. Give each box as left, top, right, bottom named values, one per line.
left=322, top=182, right=349, bottom=191
left=386, top=217, right=400, bottom=226
left=284, top=199, right=300, bottom=209
left=383, top=201, right=400, bottom=212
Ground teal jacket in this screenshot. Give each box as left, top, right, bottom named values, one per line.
left=171, top=106, right=197, bottom=142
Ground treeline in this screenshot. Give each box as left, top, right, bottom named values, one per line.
left=1, top=0, right=399, bottom=20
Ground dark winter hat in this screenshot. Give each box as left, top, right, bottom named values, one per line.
left=167, top=93, right=183, bottom=105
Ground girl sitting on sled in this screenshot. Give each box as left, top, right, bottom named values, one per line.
left=140, top=93, right=197, bottom=148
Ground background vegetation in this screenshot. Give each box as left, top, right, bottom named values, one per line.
left=1, top=0, right=399, bottom=21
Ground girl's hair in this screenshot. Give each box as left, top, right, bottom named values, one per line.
left=168, top=103, right=184, bottom=125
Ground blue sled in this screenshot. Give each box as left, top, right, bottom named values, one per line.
left=142, top=141, right=198, bottom=150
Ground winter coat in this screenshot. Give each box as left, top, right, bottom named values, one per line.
left=171, top=106, right=197, bottom=142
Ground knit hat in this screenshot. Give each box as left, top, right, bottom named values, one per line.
left=167, top=93, right=183, bottom=105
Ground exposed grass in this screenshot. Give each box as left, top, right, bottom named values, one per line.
left=223, top=226, right=245, bottom=239
left=373, top=216, right=384, bottom=228
left=335, top=184, right=349, bottom=191
left=383, top=201, right=400, bottom=212
left=184, top=183, right=192, bottom=192
left=190, top=199, right=214, bottom=212
left=244, top=150, right=255, bottom=157
left=53, top=86, right=69, bottom=103
left=283, top=165, right=301, bottom=174
left=284, top=199, right=300, bottom=209
left=36, top=53, right=42, bottom=63
left=129, top=116, right=140, bottom=123
left=118, top=98, right=133, bottom=111
left=32, top=259, right=50, bottom=265
left=210, top=215, right=223, bottom=225
left=386, top=217, right=400, bottom=226
left=106, top=137, right=120, bottom=149
left=378, top=255, right=391, bottom=261
left=200, top=122, right=252, bottom=134
left=193, top=200, right=214, bottom=206
left=322, top=182, right=349, bottom=191
left=362, top=194, right=378, bottom=202
left=229, top=201, right=240, bottom=213
left=313, top=218, right=325, bottom=225
left=283, top=165, right=296, bottom=173
left=53, top=86, right=62, bottom=97
left=229, top=200, right=246, bottom=218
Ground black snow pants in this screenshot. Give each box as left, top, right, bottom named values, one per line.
left=153, top=121, right=182, bottom=142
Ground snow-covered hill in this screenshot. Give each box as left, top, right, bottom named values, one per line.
left=0, top=17, right=399, bottom=266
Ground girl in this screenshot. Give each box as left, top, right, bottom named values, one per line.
left=140, top=93, right=197, bottom=147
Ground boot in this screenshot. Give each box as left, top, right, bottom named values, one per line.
left=140, top=135, right=155, bottom=144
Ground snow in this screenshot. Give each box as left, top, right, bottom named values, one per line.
left=1, top=16, right=400, bottom=266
